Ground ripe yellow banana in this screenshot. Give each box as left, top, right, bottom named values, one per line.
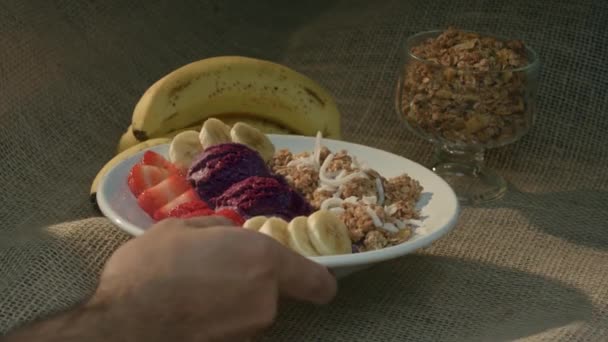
left=90, top=138, right=171, bottom=207
left=131, top=56, right=341, bottom=141
left=116, top=125, right=140, bottom=153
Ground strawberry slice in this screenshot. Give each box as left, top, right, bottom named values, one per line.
left=137, top=174, right=191, bottom=216
left=142, top=151, right=181, bottom=175
left=127, top=164, right=168, bottom=197
left=180, top=208, right=215, bottom=219
left=163, top=200, right=210, bottom=219
left=214, top=208, right=245, bottom=226
left=153, top=190, right=203, bottom=221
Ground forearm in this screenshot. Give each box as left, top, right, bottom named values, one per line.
left=2, top=299, right=119, bottom=342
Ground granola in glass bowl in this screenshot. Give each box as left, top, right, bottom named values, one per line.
left=396, top=27, right=540, bottom=204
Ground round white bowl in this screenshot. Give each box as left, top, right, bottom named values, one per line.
left=97, top=134, right=460, bottom=278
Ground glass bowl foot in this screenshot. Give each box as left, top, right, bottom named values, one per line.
left=432, top=162, right=507, bottom=205
left=432, top=145, right=507, bottom=205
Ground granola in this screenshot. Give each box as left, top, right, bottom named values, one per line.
left=384, top=174, right=423, bottom=204
left=275, top=166, right=319, bottom=202
left=270, top=149, right=293, bottom=169
left=270, top=136, right=424, bottom=250
left=326, top=150, right=354, bottom=173
left=339, top=203, right=378, bottom=242
left=310, top=188, right=333, bottom=208
left=340, top=177, right=377, bottom=199
left=363, top=230, right=389, bottom=251
left=400, top=27, right=533, bottom=146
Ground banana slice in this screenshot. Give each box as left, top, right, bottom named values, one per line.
left=243, top=216, right=268, bottom=231
left=169, top=130, right=203, bottom=171
left=286, top=216, right=320, bottom=257
left=230, top=122, right=275, bottom=162
left=199, top=118, right=231, bottom=150
left=306, top=210, right=352, bottom=256
left=258, top=217, right=289, bottom=246
left=220, top=116, right=292, bottom=135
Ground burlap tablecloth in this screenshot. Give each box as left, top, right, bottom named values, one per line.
left=1, top=0, right=607, bottom=340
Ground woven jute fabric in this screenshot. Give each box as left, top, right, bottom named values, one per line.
left=1, top=0, right=607, bottom=340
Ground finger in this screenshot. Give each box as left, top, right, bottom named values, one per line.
left=272, top=244, right=337, bottom=305
left=183, top=216, right=234, bottom=228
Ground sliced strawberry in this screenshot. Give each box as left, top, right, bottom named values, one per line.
left=161, top=200, right=210, bottom=219
left=181, top=209, right=215, bottom=219
left=137, top=174, right=191, bottom=216
left=214, top=208, right=245, bottom=226
left=127, top=164, right=168, bottom=197
left=153, top=190, right=203, bottom=221
left=142, top=150, right=181, bottom=175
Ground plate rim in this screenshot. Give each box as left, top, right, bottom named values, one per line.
left=97, top=134, right=460, bottom=268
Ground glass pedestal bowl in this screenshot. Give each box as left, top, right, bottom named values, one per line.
left=395, top=29, right=540, bottom=204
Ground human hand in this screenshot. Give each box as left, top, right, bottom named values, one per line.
left=3, top=216, right=337, bottom=342
left=92, top=216, right=337, bottom=341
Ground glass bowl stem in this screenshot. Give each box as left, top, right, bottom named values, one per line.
left=432, top=143, right=507, bottom=204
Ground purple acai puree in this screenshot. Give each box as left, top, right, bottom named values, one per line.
left=187, top=143, right=270, bottom=203
left=214, top=175, right=312, bottom=220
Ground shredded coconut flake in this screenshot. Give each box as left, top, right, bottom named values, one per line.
left=334, top=186, right=343, bottom=199
left=384, top=204, right=398, bottom=216
left=329, top=207, right=345, bottom=215
left=381, top=222, right=399, bottom=233
left=362, top=195, right=377, bottom=205
left=403, top=219, right=423, bottom=227
left=320, top=197, right=344, bottom=211
left=344, top=196, right=358, bottom=204
left=376, top=177, right=385, bottom=206
left=326, top=170, right=340, bottom=178
left=365, top=207, right=383, bottom=228
left=395, top=220, right=407, bottom=229
left=313, top=131, right=322, bottom=169
left=319, top=184, right=338, bottom=192
left=319, top=153, right=367, bottom=187
left=287, top=158, right=314, bottom=168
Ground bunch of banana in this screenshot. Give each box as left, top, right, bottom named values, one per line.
left=244, top=210, right=352, bottom=257
left=130, top=56, right=341, bottom=142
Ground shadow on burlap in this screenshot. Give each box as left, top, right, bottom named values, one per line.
left=1, top=0, right=607, bottom=340
left=263, top=255, right=593, bottom=342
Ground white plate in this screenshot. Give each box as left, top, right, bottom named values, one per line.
left=97, top=134, right=460, bottom=276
